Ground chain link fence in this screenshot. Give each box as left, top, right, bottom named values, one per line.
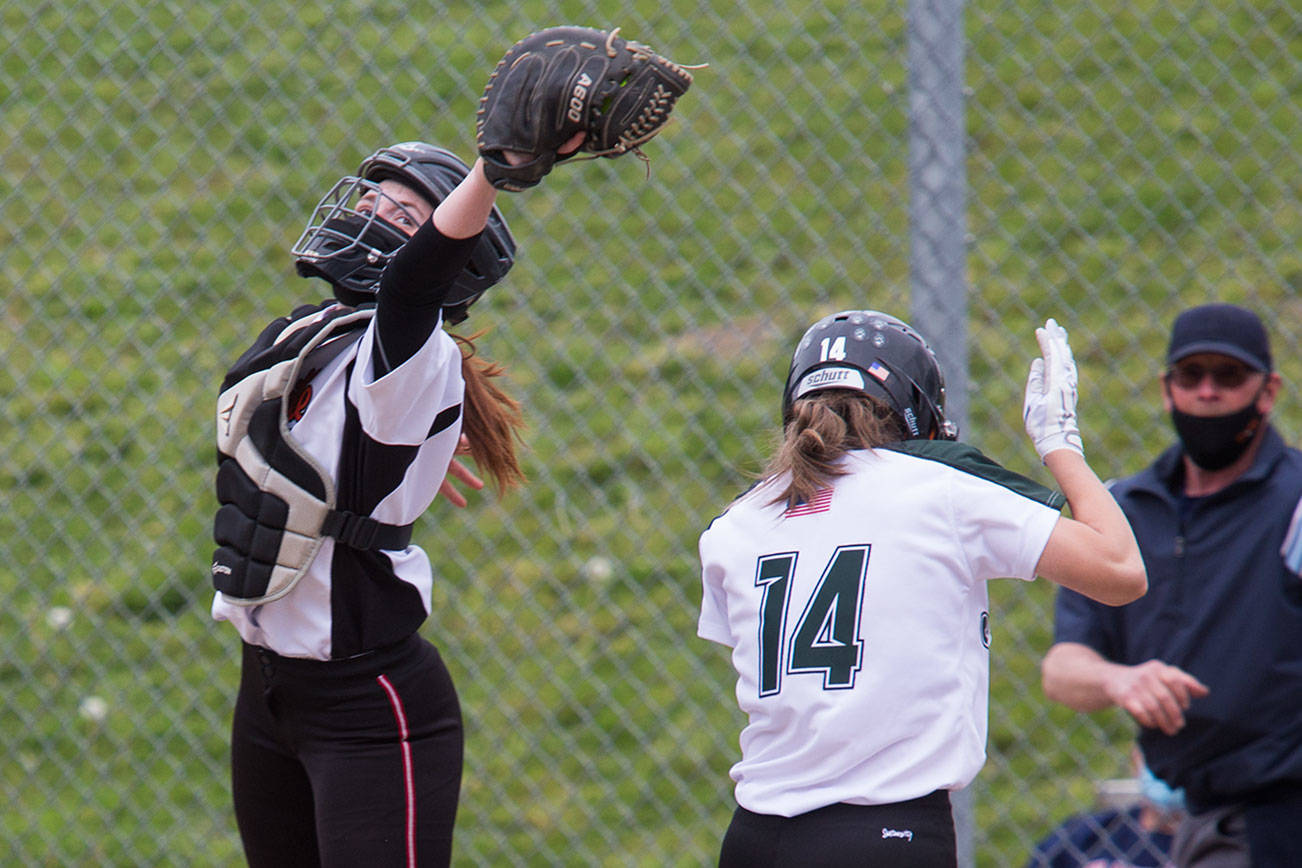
left=2, top=1, right=1299, bottom=864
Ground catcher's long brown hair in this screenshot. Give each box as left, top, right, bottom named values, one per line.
left=452, top=331, right=525, bottom=494
left=762, top=391, right=903, bottom=510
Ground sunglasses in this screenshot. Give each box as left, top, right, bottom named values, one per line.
left=1166, top=362, right=1255, bottom=390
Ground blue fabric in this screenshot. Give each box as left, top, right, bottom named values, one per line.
left=1165, top=303, right=1271, bottom=371
left=1052, top=427, right=1302, bottom=812
left=1025, top=807, right=1173, bottom=868
left=1242, top=787, right=1302, bottom=866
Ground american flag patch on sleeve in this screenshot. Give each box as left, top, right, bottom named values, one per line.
left=785, top=488, right=833, bottom=517
left=1281, top=495, right=1302, bottom=575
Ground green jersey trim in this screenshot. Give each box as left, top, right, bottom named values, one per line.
left=880, top=441, right=1066, bottom=511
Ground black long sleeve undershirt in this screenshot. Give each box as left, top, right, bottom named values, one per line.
left=372, top=219, right=482, bottom=376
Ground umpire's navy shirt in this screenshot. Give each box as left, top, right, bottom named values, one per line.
left=1053, top=426, right=1302, bottom=813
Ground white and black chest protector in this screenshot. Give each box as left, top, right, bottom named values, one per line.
left=210, top=303, right=414, bottom=605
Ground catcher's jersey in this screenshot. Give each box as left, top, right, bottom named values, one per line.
left=212, top=303, right=464, bottom=660
left=697, top=443, right=1062, bottom=817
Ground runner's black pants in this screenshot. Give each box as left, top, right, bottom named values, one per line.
left=719, top=791, right=957, bottom=868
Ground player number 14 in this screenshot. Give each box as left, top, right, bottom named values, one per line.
left=755, top=545, right=869, bottom=696
left=819, top=335, right=847, bottom=361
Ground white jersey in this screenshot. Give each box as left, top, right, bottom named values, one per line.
left=697, top=442, right=1062, bottom=817
left=212, top=304, right=464, bottom=660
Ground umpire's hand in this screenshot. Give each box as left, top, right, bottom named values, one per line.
left=1105, top=659, right=1210, bottom=735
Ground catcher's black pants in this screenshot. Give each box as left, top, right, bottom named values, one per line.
left=718, top=791, right=957, bottom=868
left=230, top=634, right=463, bottom=868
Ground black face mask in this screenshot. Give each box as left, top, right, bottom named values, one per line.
left=1171, top=400, right=1264, bottom=471
left=321, top=213, right=407, bottom=255
left=295, top=214, right=408, bottom=305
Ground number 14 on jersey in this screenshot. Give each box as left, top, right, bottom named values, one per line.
left=755, top=545, right=869, bottom=696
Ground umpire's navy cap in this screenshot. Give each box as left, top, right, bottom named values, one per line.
left=1167, top=303, right=1272, bottom=372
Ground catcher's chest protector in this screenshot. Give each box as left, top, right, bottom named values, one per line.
left=210, top=304, right=413, bottom=605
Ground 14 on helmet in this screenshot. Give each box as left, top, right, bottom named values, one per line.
left=291, top=142, right=516, bottom=323
left=781, top=310, right=958, bottom=440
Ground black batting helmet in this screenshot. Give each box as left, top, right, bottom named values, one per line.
left=291, top=142, right=516, bottom=323
left=781, top=310, right=958, bottom=440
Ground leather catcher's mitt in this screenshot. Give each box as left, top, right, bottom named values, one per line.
left=476, top=26, right=694, bottom=191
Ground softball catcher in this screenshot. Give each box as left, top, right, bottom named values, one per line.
left=697, top=311, right=1147, bottom=867
left=209, top=27, right=691, bottom=867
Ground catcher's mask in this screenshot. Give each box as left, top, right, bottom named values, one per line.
left=292, top=142, right=516, bottom=323
left=781, top=310, right=959, bottom=441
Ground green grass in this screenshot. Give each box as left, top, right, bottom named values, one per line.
left=2, top=0, right=1299, bottom=864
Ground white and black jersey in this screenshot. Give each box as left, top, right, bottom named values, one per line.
left=212, top=223, right=481, bottom=661
left=698, top=441, right=1063, bottom=817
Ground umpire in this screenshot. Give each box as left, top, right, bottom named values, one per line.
left=1042, top=303, right=1302, bottom=866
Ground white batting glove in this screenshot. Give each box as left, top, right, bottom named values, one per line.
left=1023, top=318, right=1084, bottom=461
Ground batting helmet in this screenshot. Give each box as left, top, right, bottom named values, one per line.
left=781, top=310, right=958, bottom=440
left=291, top=142, right=516, bottom=322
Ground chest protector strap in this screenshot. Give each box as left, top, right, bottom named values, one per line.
left=211, top=305, right=414, bottom=606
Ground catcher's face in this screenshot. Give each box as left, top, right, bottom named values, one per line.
left=356, top=180, right=433, bottom=236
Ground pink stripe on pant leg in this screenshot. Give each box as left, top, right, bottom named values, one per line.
left=376, top=674, right=416, bottom=868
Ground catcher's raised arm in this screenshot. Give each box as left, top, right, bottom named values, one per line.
left=476, top=25, right=695, bottom=191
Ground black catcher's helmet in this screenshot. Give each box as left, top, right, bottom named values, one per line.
left=291, top=142, right=516, bottom=323
left=781, top=310, right=958, bottom=440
